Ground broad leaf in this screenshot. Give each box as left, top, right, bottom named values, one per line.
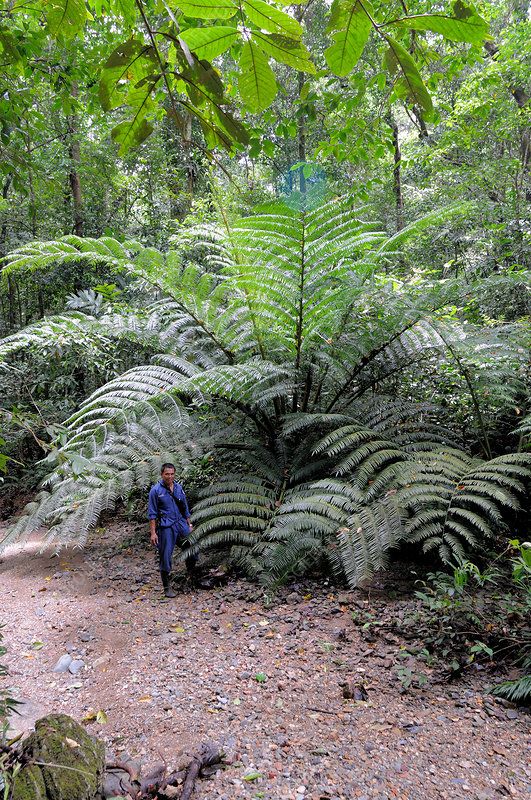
left=176, top=0, right=237, bottom=19
left=182, top=100, right=236, bottom=150
left=99, top=39, right=158, bottom=111
left=243, top=0, right=302, bottom=38
left=180, top=59, right=225, bottom=106
left=325, top=0, right=373, bottom=77
left=238, top=40, right=277, bottom=112
left=252, top=31, right=315, bottom=73
left=109, top=0, right=137, bottom=28
left=210, top=104, right=250, bottom=146
left=179, top=26, right=239, bottom=60
left=394, top=1, right=489, bottom=44
left=383, top=37, right=433, bottom=116
left=0, top=28, right=23, bottom=68
left=112, top=117, right=154, bottom=156
left=45, top=0, right=87, bottom=38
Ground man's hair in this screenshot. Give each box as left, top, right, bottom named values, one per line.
left=160, top=462, right=176, bottom=473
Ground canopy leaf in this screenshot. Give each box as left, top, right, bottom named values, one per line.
left=383, top=37, right=433, bottom=116
left=325, top=0, right=373, bottom=77
left=393, top=1, right=489, bottom=44
left=238, top=41, right=278, bottom=112
left=176, top=0, right=237, bottom=19
left=179, top=26, right=239, bottom=60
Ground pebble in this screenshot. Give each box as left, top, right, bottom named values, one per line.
left=53, top=654, right=73, bottom=673
left=68, top=659, right=85, bottom=675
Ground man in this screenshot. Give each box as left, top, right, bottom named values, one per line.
left=148, top=463, right=198, bottom=598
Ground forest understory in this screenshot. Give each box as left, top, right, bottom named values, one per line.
left=1, top=519, right=529, bottom=800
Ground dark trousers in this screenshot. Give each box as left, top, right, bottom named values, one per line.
left=157, top=524, right=198, bottom=574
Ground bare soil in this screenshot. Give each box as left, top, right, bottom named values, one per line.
left=1, top=521, right=529, bottom=800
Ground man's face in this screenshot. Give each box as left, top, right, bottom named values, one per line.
left=161, top=467, right=175, bottom=487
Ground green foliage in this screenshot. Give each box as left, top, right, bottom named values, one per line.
left=4, top=0, right=490, bottom=157
left=325, top=0, right=373, bottom=77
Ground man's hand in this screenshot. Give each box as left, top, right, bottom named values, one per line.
left=187, top=518, right=193, bottom=532
left=149, top=520, right=158, bottom=546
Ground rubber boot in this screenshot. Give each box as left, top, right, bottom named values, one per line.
left=161, top=570, right=177, bottom=598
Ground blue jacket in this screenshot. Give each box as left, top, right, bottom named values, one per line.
left=148, top=480, right=190, bottom=529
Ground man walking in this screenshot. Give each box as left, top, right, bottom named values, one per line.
left=148, top=463, right=198, bottom=597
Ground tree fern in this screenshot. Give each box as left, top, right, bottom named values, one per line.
left=2, top=197, right=529, bottom=590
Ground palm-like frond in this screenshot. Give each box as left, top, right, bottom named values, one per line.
left=3, top=406, right=194, bottom=550
left=398, top=452, right=531, bottom=563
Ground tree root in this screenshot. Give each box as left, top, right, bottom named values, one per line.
left=104, top=742, right=224, bottom=800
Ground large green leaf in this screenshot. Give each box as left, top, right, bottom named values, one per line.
left=0, top=27, right=23, bottom=68
left=180, top=58, right=225, bottom=106
left=325, top=0, right=373, bottom=77
left=394, top=1, right=489, bottom=44
left=252, top=31, right=316, bottom=73
left=109, top=0, right=137, bottom=28
left=110, top=75, right=158, bottom=155
left=181, top=99, right=246, bottom=151
left=179, top=26, right=239, bottom=60
left=112, top=117, right=154, bottom=156
left=176, top=0, right=237, bottom=19
left=99, top=39, right=158, bottom=111
left=45, top=0, right=87, bottom=38
left=238, top=40, right=277, bottom=112
left=243, top=0, right=302, bottom=38
left=383, top=37, right=433, bottom=116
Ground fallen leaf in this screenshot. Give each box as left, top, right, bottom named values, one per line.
left=65, top=738, right=80, bottom=749
left=96, top=710, right=108, bottom=724
left=243, top=771, right=262, bottom=782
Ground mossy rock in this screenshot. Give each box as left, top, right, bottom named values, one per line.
left=15, top=713, right=105, bottom=800
left=10, top=763, right=47, bottom=800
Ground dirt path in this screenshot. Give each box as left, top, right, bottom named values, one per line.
left=1, top=522, right=529, bottom=800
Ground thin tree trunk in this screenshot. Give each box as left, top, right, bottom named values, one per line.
left=66, top=84, right=84, bottom=236
left=183, top=110, right=195, bottom=205
left=0, top=176, right=16, bottom=329
left=295, top=7, right=306, bottom=195
left=388, top=116, right=404, bottom=231
left=297, top=72, right=306, bottom=194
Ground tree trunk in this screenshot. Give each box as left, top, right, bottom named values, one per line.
left=388, top=116, right=404, bottom=231
left=297, top=72, right=306, bottom=195
left=183, top=110, right=196, bottom=204
left=295, top=7, right=306, bottom=195
left=0, top=176, right=16, bottom=329
left=66, top=84, right=84, bottom=236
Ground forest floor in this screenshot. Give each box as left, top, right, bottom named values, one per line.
left=0, top=520, right=529, bottom=800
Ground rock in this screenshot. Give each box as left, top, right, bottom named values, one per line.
left=13, top=714, right=105, bottom=800
left=505, top=709, right=518, bottom=720
left=11, top=764, right=47, bottom=800
left=79, top=632, right=94, bottom=642
left=53, top=655, right=73, bottom=673
left=68, top=659, right=85, bottom=675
